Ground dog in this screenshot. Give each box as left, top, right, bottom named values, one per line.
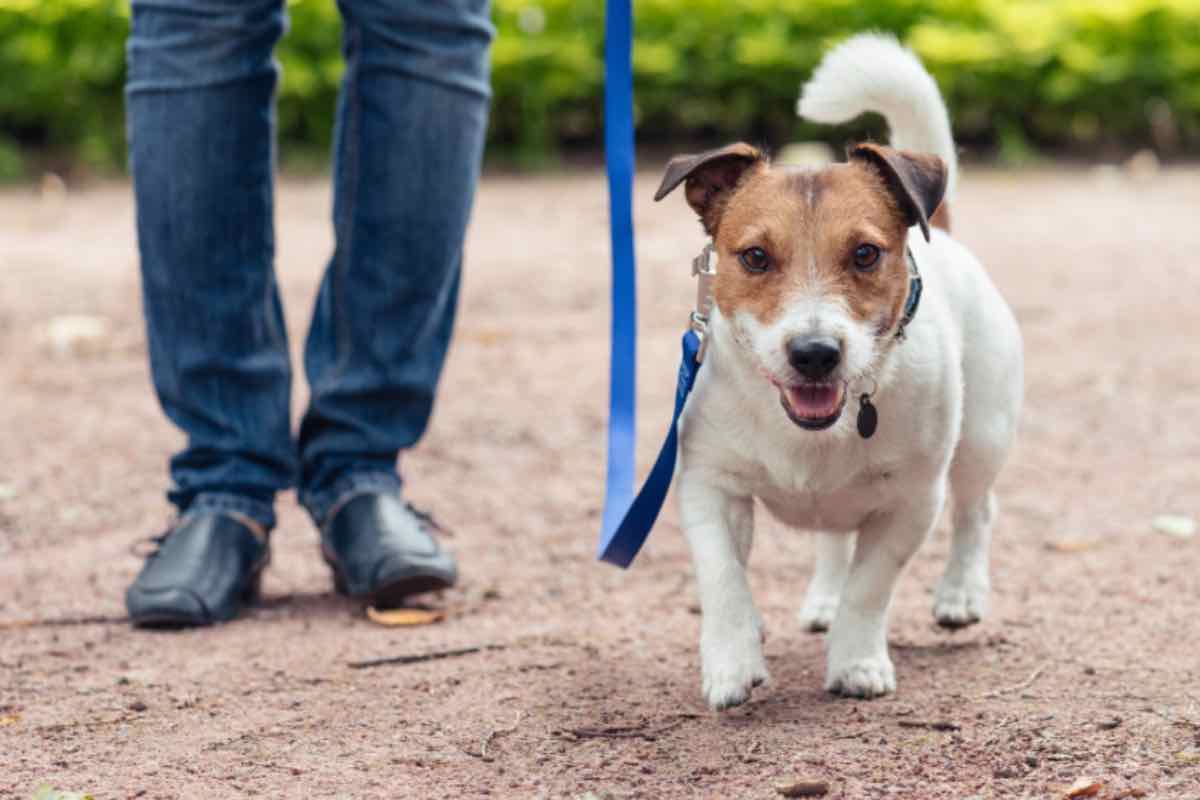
left=653, top=34, right=1023, bottom=710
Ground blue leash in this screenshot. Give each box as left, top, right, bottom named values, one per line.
left=597, top=0, right=703, bottom=568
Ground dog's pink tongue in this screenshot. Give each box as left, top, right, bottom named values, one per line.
left=785, top=384, right=842, bottom=418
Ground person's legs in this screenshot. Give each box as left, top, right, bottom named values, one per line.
left=298, top=0, right=493, bottom=525
left=124, top=0, right=290, bottom=625
left=127, top=0, right=293, bottom=531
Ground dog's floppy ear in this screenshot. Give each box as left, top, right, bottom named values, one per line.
left=654, top=142, right=766, bottom=234
left=848, top=143, right=946, bottom=242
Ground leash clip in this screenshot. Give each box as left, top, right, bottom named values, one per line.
left=690, top=242, right=717, bottom=363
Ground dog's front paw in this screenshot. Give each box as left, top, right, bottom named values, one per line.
left=933, top=576, right=989, bottom=629
left=701, top=636, right=769, bottom=711
left=825, top=654, right=895, bottom=698
left=798, top=591, right=839, bottom=633
left=703, top=656, right=769, bottom=711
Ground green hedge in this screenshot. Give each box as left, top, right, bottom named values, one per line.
left=492, top=0, right=1200, bottom=160
left=2, top=0, right=1199, bottom=177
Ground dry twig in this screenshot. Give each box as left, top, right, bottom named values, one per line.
left=980, top=662, right=1049, bottom=699
left=0, top=614, right=129, bottom=631
left=347, top=644, right=505, bottom=670
left=833, top=725, right=881, bottom=741
left=465, top=711, right=524, bottom=761
left=555, top=714, right=699, bottom=743
left=898, top=720, right=961, bottom=731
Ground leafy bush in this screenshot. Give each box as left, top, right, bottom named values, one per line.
left=491, top=0, right=1200, bottom=159
left=0, top=0, right=128, bottom=176
left=2, top=0, right=1199, bottom=176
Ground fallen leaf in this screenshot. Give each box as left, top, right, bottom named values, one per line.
left=1044, top=538, right=1102, bottom=553
left=366, top=606, right=446, bottom=627
left=1152, top=514, right=1196, bottom=540
left=0, top=714, right=19, bottom=726
left=1063, top=777, right=1103, bottom=798
left=774, top=778, right=829, bottom=797
left=1174, top=750, right=1200, bottom=764
left=32, top=787, right=94, bottom=800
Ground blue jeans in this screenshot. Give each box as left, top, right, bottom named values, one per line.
left=126, top=0, right=493, bottom=530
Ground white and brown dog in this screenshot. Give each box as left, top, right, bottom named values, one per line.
left=655, top=34, right=1023, bottom=709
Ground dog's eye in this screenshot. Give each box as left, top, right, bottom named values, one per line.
left=853, top=244, right=881, bottom=271
left=739, top=247, right=770, bottom=273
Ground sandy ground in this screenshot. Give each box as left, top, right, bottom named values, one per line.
left=1, top=165, right=1199, bottom=800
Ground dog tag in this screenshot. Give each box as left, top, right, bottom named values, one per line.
left=857, top=394, right=878, bottom=439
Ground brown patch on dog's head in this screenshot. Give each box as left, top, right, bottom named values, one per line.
left=659, top=141, right=950, bottom=426
left=707, top=162, right=919, bottom=335
left=658, top=141, right=947, bottom=342
left=654, top=143, right=767, bottom=235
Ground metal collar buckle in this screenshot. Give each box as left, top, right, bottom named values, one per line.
left=690, top=241, right=717, bottom=363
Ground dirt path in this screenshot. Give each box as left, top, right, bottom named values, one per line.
left=1, top=166, right=1198, bottom=799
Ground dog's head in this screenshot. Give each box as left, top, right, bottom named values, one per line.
left=656, top=142, right=946, bottom=431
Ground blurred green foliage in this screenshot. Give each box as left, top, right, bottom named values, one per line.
left=2, top=0, right=1199, bottom=177
left=0, top=0, right=128, bottom=177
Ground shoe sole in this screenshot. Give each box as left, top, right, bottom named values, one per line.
left=325, top=555, right=454, bottom=609
left=367, top=573, right=455, bottom=609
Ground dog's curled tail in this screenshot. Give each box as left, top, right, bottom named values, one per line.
left=797, top=33, right=958, bottom=202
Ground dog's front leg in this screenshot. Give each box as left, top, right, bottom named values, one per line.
left=825, top=484, right=945, bottom=698
left=678, top=474, right=766, bottom=711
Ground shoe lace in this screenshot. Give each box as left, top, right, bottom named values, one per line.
left=129, top=524, right=174, bottom=560
left=128, top=511, right=267, bottom=560
left=405, top=503, right=449, bottom=537
left=130, top=509, right=200, bottom=559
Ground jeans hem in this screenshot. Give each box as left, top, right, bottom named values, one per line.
left=185, top=492, right=277, bottom=531
left=303, top=471, right=402, bottom=530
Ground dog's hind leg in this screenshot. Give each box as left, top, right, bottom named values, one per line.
left=679, top=476, right=768, bottom=711
left=936, top=411, right=1014, bottom=628
left=798, top=531, right=854, bottom=633
left=936, top=360, right=1019, bottom=628
left=934, top=481, right=997, bottom=629
left=937, top=267, right=1022, bottom=629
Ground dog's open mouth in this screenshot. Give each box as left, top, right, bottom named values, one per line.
left=779, top=382, right=846, bottom=430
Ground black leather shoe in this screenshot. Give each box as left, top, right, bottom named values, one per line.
left=126, top=512, right=269, bottom=628
left=321, top=492, right=457, bottom=607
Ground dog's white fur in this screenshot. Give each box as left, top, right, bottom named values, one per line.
left=798, top=33, right=959, bottom=198
left=677, top=34, right=1024, bottom=709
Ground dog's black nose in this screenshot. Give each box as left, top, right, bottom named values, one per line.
left=787, top=337, right=841, bottom=380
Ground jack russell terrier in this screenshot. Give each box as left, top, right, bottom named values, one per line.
left=654, top=34, right=1023, bottom=710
